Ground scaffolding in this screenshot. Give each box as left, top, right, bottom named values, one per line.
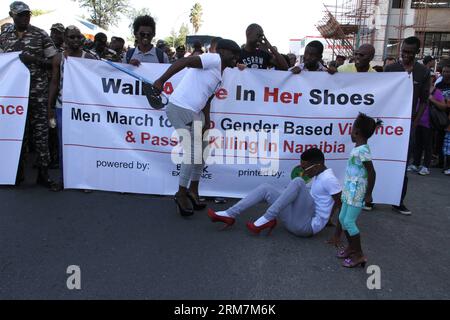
left=389, top=1, right=431, bottom=58
left=317, top=0, right=377, bottom=60
left=412, top=1, right=430, bottom=58
left=316, top=0, right=437, bottom=61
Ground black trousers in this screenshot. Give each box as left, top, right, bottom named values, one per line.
left=413, top=126, right=432, bottom=168
left=433, top=129, right=446, bottom=167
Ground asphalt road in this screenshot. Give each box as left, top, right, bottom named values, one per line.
left=1, top=167, right=449, bottom=300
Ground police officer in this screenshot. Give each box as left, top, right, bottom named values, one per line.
left=50, top=23, right=65, bottom=53
left=174, top=45, right=186, bottom=61
left=91, top=32, right=121, bottom=62
left=0, top=1, right=58, bottom=188
left=1, top=22, right=13, bottom=34
left=47, top=23, right=66, bottom=170
left=110, top=36, right=125, bottom=61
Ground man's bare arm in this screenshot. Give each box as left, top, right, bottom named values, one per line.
left=154, top=56, right=203, bottom=91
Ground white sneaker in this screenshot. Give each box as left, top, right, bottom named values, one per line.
left=445, top=169, right=450, bottom=176
left=418, top=167, right=430, bottom=176
left=407, top=164, right=419, bottom=172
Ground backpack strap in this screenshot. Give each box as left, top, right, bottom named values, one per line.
left=126, top=48, right=136, bottom=64
left=127, top=47, right=164, bottom=63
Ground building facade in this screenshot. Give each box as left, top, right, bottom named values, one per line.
left=315, top=0, right=450, bottom=65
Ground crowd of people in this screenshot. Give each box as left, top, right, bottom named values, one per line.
left=1, top=1, right=450, bottom=268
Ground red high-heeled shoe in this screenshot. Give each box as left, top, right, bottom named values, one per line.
left=246, top=219, right=277, bottom=235
left=207, top=209, right=235, bottom=229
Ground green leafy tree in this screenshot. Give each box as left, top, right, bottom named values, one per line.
left=73, top=0, right=130, bottom=30
left=189, top=2, right=203, bottom=34
left=164, top=23, right=189, bottom=48
left=31, top=9, right=51, bottom=17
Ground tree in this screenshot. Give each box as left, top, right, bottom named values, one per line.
left=127, top=7, right=154, bottom=35
left=164, top=23, right=189, bottom=48
left=73, top=0, right=130, bottom=30
left=31, top=9, right=51, bottom=17
left=189, top=2, right=203, bottom=34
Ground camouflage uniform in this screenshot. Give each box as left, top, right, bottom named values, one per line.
left=105, top=48, right=122, bottom=62
left=48, top=23, right=66, bottom=167
left=91, top=47, right=122, bottom=62
left=0, top=24, right=57, bottom=168
left=50, top=23, right=65, bottom=53
left=1, top=22, right=14, bottom=35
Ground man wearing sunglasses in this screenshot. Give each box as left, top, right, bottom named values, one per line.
left=123, top=15, right=169, bottom=66
left=0, top=1, right=58, bottom=189
left=47, top=26, right=96, bottom=191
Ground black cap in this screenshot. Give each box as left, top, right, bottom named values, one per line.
left=10, top=1, right=31, bottom=15
left=156, top=39, right=166, bottom=48
left=216, top=39, right=241, bottom=54
left=51, top=23, right=65, bottom=33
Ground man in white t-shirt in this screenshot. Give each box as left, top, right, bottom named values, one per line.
left=208, top=148, right=342, bottom=237
left=153, top=39, right=241, bottom=217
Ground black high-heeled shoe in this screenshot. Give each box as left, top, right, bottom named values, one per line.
left=174, top=193, right=194, bottom=217
left=187, top=192, right=207, bottom=210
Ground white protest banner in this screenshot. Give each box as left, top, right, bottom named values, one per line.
left=63, top=58, right=412, bottom=205
left=0, top=53, right=30, bottom=185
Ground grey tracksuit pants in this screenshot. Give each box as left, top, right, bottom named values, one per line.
left=165, top=102, right=206, bottom=188
left=227, top=178, right=315, bottom=237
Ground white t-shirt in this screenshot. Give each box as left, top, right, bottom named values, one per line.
left=169, top=53, right=222, bottom=113
left=309, top=168, right=342, bottom=234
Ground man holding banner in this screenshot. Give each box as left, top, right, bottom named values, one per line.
left=0, top=1, right=58, bottom=188
left=48, top=26, right=96, bottom=191
left=337, top=44, right=376, bottom=74
left=153, top=39, right=241, bottom=217
left=291, top=40, right=329, bottom=74
left=385, top=37, right=431, bottom=216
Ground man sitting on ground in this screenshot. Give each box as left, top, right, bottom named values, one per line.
left=208, top=148, right=342, bottom=238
